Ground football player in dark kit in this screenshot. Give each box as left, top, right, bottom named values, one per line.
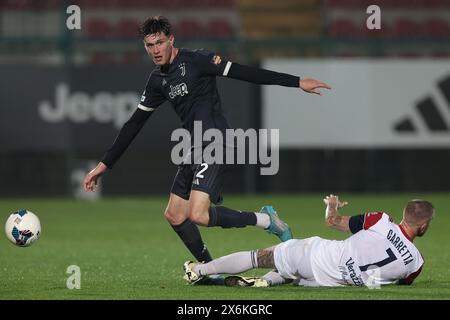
left=83, top=16, right=331, bottom=284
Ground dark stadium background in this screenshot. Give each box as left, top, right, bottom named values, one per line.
left=1, top=0, right=449, bottom=197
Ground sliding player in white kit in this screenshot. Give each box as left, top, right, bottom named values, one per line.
left=183, top=194, right=434, bottom=287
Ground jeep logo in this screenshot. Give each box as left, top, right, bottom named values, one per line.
left=38, top=83, right=138, bottom=129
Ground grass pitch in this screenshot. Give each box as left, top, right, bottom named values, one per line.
left=1, top=193, right=449, bottom=300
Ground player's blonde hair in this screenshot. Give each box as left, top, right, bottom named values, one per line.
left=403, top=199, right=434, bottom=226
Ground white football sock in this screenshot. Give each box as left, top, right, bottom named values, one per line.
left=194, top=250, right=258, bottom=276
left=262, top=270, right=289, bottom=286
left=255, top=212, right=270, bottom=229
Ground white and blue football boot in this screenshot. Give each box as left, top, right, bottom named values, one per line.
left=260, top=205, right=293, bottom=242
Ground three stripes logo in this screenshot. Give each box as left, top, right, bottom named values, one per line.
left=394, top=75, right=450, bottom=133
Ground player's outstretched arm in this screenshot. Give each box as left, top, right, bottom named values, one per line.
left=225, top=63, right=331, bottom=95
left=323, top=194, right=350, bottom=232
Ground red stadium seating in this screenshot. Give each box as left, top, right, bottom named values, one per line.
left=207, top=18, right=234, bottom=38
left=326, top=0, right=450, bottom=8
left=90, top=52, right=116, bottom=64
left=423, top=18, right=450, bottom=37
left=392, top=18, right=422, bottom=37
left=116, top=18, right=141, bottom=38
left=122, top=51, right=142, bottom=64
left=329, top=18, right=359, bottom=37
left=425, top=0, right=450, bottom=7
left=431, top=50, right=450, bottom=58
left=85, top=18, right=114, bottom=38
left=397, top=51, right=422, bottom=58
left=0, top=0, right=34, bottom=9
left=388, top=0, right=422, bottom=7
left=119, top=0, right=160, bottom=7
left=75, top=0, right=119, bottom=8
left=106, top=0, right=235, bottom=8
left=326, top=0, right=359, bottom=7
left=175, top=19, right=205, bottom=37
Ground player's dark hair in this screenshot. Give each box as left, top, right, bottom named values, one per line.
left=139, top=16, right=172, bottom=39
left=404, top=199, right=434, bottom=224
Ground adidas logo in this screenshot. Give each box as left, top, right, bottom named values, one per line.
left=162, top=79, right=167, bottom=86
left=394, top=75, right=450, bottom=133
left=193, top=179, right=200, bottom=185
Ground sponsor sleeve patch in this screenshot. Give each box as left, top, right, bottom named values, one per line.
left=363, top=211, right=384, bottom=230
left=211, top=55, right=222, bottom=65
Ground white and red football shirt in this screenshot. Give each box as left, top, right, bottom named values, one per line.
left=309, top=212, right=424, bottom=287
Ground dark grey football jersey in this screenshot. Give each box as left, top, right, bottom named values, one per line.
left=139, top=48, right=231, bottom=141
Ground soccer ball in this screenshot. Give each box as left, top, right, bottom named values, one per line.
left=5, top=209, right=41, bottom=247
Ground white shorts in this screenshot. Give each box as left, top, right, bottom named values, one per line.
left=273, top=237, right=320, bottom=284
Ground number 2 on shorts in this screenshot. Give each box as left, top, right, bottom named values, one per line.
left=196, top=163, right=209, bottom=179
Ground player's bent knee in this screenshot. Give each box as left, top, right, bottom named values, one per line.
left=164, top=209, right=186, bottom=225
left=188, top=210, right=209, bottom=226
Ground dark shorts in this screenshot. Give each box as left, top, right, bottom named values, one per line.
left=170, top=162, right=226, bottom=205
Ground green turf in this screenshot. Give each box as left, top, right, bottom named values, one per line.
left=0, top=193, right=449, bottom=300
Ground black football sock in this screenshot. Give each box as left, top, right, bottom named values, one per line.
left=172, top=219, right=213, bottom=262
left=208, top=206, right=257, bottom=228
